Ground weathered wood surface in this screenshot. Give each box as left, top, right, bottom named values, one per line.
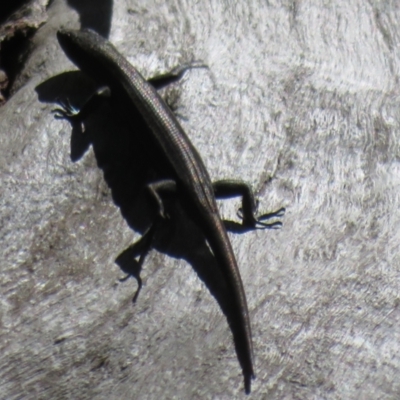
left=1, top=0, right=399, bottom=398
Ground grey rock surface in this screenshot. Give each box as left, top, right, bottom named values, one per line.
left=1, top=0, right=400, bottom=399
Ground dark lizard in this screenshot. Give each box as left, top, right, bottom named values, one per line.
left=54, top=28, right=284, bottom=394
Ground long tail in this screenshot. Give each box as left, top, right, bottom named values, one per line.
left=205, top=213, right=255, bottom=393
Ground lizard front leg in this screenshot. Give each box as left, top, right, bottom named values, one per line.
left=52, top=86, right=111, bottom=132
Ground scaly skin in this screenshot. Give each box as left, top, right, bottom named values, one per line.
left=56, top=29, right=279, bottom=393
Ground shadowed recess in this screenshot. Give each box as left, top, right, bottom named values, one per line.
left=67, top=0, right=113, bottom=37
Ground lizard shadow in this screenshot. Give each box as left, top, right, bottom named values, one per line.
left=36, top=71, right=262, bottom=391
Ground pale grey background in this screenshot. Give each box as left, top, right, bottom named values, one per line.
left=1, top=0, right=400, bottom=399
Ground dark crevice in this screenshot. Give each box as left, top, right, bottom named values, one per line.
left=0, top=0, right=30, bottom=25
left=0, top=26, right=35, bottom=99
left=66, top=0, right=113, bottom=38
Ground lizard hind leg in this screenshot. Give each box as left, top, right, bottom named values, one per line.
left=116, top=180, right=177, bottom=302
left=212, top=179, right=285, bottom=231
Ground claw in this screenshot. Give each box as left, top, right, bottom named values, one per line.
left=254, top=220, right=282, bottom=230
left=257, top=207, right=286, bottom=221
left=170, top=62, right=209, bottom=78
left=52, top=97, right=85, bottom=132
left=51, top=108, right=66, bottom=119
left=52, top=97, right=80, bottom=119
left=237, top=206, right=285, bottom=229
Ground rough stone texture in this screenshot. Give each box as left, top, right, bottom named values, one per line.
left=0, top=0, right=49, bottom=103
left=0, top=0, right=48, bottom=39
left=1, top=0, right=400, bottom=399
